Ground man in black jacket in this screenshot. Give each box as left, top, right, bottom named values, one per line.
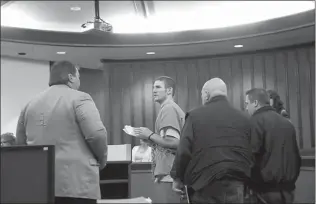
left=245, top=88, right=301, bottom=204
left=171, top=78, right=254, bottom=203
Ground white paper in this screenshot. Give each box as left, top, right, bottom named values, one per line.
left=123, top=125, right=137, bottom=137
left=97, top=197, right=151, bottom=203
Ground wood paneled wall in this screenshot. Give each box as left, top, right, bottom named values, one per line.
left=79, top=43, right=315, bottom=149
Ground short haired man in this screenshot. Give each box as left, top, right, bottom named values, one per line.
left=171, top=78, right=254, bottom=203
left=16, top=61, right=108, bottom=204
left=245, top=88, right=301, bottom=204
left=134, top=76, right=185, bottom=203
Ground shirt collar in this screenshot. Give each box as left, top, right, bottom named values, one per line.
left=253, top=105, right=275, bottom=116
left=205, top=95, right=228, bottom=105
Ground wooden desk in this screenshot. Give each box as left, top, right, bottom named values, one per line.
left=99, top=161, right=131, bottom=199
left=130, top=162, right=155, bottom=199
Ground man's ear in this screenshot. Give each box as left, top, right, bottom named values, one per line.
left=68, top=73, right=74, bottom=82
left=167, top=87, right=173, bottom=95
left=206, top=91, right=211, bottom=101
left=254, top=100, right=259, bottom=107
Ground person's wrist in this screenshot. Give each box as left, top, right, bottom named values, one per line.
left=148, top=132, right=155, bottom=141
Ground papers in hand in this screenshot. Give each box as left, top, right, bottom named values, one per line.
left=123, top=125, right=137, bottom=137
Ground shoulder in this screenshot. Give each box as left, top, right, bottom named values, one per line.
left=72, top=90, right=92, bottom=101
left=161, top=102, right=177, bottom=112
left=161, top=102, right=184, bottom=116
left=187, top=105, right=206, bottom=117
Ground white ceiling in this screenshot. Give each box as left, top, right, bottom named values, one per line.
left=0, top=1, right=315, bottom=68
left=1, top=1, right=314, bottom=33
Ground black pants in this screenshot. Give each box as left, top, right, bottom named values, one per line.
left=55, top=197, right=96, bottom=204
left=256, top=190, right=294, bottom=204
left=191, top=179, right=245, bottom=204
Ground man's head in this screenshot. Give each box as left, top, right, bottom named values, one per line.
left=201, top=78, right=227, bottom=105
left=245, top=88, right=270, bottom=115
left=1, top=132, right=16, bottom=146
left=49, top=61, right=80, bottom=90
left=153, top=76, right=176, bottom=104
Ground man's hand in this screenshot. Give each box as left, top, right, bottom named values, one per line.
left=172, top=179, right=185, bottom=194
left=134, top=127, right=153, bottom=140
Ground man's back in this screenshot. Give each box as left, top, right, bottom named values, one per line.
left=16, top=84, right=107, bottom=200
left=250, top=106, right=301, bottom=192
left=183, top=96, right=253, bottom=191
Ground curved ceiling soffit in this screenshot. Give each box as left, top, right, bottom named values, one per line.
left=1, top=10, right=315, bottom=47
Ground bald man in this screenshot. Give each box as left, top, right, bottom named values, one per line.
left=171, top=78, right=254, bottom=203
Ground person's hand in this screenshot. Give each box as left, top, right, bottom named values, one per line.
left=134, top=127, right=153, bottom=140
left=172, top=179, right=185, bottom=194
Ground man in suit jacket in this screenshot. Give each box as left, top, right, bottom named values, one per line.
left=171, top=78, right=254, bottom=203
left=16, top=61, right=108, bottom=204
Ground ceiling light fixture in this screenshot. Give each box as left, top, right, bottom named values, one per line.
left=234, top=45, right=243, bottom=48
left=146, top=52, right=155, bottom=55
left=70, top=6, right=81, bottom=11
left=18, top=52, right=26, bottom=56
left=57, top=51, right=66, bottom=55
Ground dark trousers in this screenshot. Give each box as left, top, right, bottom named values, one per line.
left=191, top=179, right=245, bottom=204
left=256, top=190, right=294, bottom=204
left=55, top=197, right=96, bottom=204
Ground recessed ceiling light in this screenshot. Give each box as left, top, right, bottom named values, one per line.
left=57, top=51, right=66, bottom=55
left=234, top=44, right=243, bottom=48
left=70, top=6, right=81, bottom=11
left=146, top=52, right=155, bottom=55
left=18, top=52, right=26, bottom=55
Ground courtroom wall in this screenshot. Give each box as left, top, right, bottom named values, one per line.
left=80, top=43, right=315, bottom=150
left=1, top=56, right=50, bottom=134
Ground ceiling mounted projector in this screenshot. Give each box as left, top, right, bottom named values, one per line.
left=81, top=0, right=113, bottom=34
left=81, top=19, right=113, bottom=33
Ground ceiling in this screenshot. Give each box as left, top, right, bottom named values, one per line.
left=0, top=1, right=315, bottom=69
left=1, top=1, right=314, bottom=33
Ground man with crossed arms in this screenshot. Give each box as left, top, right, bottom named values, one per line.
left=134, top=76, right=185, bottom=203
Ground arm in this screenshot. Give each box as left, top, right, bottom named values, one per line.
left=16, top=105, right=28, bottom=145
left=250, top=116, right=265, bottom=182
left=171, top=113, right=194, bottom=182
left=75, top=93, right=108, bottom=169
left=151, top=104, right=182, bottom=149
left=149, top=128, right=179, bottom=149
left=250, top=117, right=264, bottom=156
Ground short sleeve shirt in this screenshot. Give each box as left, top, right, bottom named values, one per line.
left=152, top=100, right=185, bottom=181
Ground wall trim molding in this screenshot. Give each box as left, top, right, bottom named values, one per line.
left=100, top=42, right=315, bottom=64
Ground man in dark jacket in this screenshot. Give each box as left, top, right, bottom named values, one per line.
left=245, top=88, right=301, bottom=204
left=171, top=78, right=254, bottom=203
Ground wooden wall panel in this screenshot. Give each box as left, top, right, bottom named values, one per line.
left=287, top=50, right=302, bottom=147
left=297, top=48, right=313, bottom=149
left=79, top=43, right=315, bottom=149
left=241, top=57, right=253, bottom=109
left=309, top=47, right=315, bottom=147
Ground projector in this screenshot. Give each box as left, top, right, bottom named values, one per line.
left=81, top=20, right=113, bottom=34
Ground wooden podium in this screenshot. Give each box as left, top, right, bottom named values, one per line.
left=130, top=162, right=155, bottom=199
left=99, top=144, right=131, bottom=199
